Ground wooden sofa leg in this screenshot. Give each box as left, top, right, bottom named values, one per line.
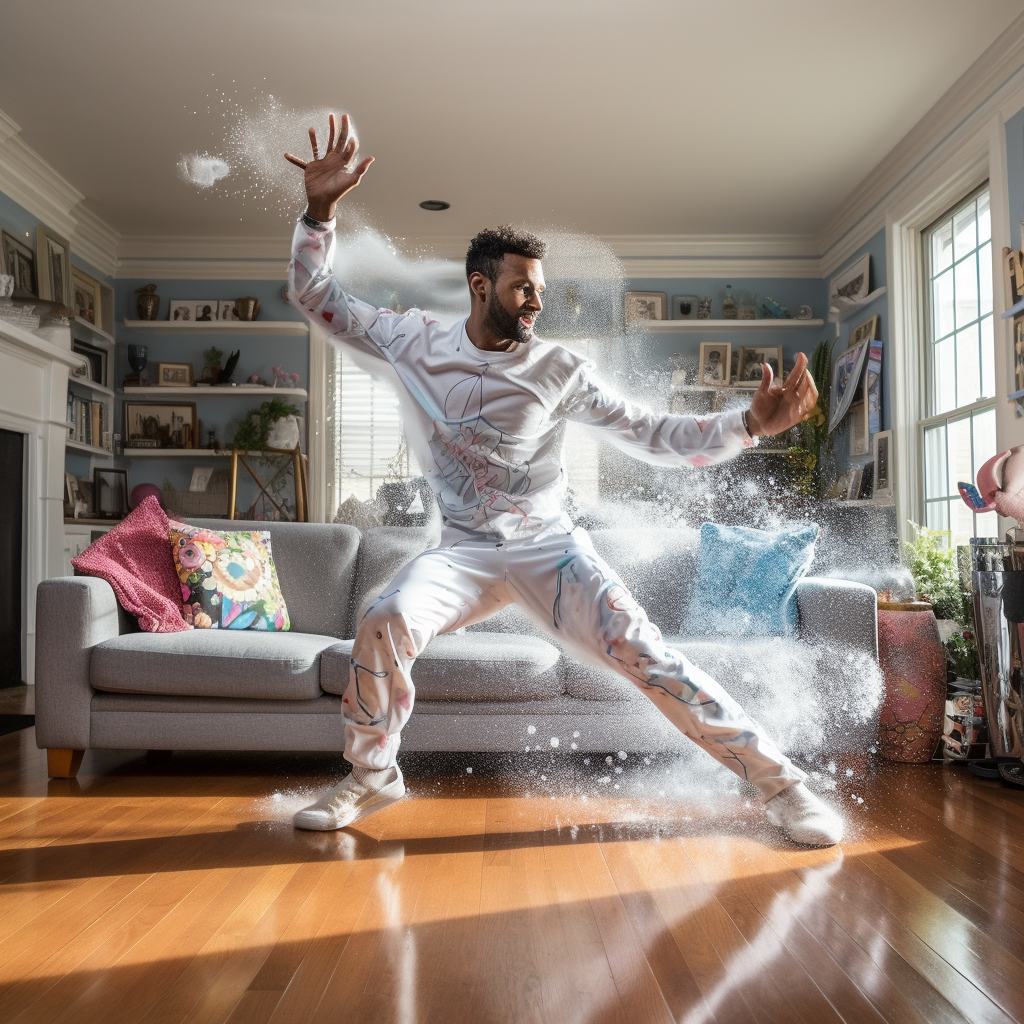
left=47, top=749, right=85, bottom=779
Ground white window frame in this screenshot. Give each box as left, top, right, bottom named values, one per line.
left=886, top=114, right=1013, bottom=545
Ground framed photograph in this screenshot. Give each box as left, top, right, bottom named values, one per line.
left=93, top=468, right=129, bottom=519
left=1005, top=247, right=1024, bottom=310
left=873, top=429, right=893, bottom=501
left=849, top=314, right=881, bottom=347
left=36, top=225, right=73, bottom=307
left=625, top=291, right=667, bottom=322
left=65, top=471, right=79, bottom=509
left=157, top=362, right=195, bottom=387
left=189, top=466, right=213, bottom=492
left=830, top=253, right=870, bottom=306
left=124, top=402, right=198, bottom=449
left=736, top=345, right=782, bottom=387
left=699, top=342, right=731, bottom=386
left=846, top=467, right=864, bottom=501
left=169, top=299, right=217, bottom=322
left=71, top=268, right=101, bottom=325
left=72, top=340, right=107, bottom=385
left=829, top=340, right=869, bottom=431
left=216, top=300, right=240, bottom=321
left=672, top=294, right=700, bottom=320
left=848, top=400, right=870, bottom=456
left=1, top=230, right=37, bottom=296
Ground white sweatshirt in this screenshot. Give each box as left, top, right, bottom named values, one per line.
left=289, top=216, right=756, bottom=539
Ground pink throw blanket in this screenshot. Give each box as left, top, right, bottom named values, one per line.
left=71, top=495, right=188, bottom=632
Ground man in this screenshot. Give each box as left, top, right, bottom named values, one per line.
left=285, top=115, right=842, bottom=846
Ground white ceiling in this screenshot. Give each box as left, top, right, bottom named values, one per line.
left=2, top=0, right=1024, bottom=246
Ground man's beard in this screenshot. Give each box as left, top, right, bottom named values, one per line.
left=483, top=292, right=534, bottom=347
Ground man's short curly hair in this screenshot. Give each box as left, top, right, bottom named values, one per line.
left=465, top=225, right=546, bottom=282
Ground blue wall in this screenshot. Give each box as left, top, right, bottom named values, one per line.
left=1006, top=106, right=1024, bottom=250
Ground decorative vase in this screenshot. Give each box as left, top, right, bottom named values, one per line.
left=876, top=600, right=948, bottom=762
left=234, top=296, right=260, bottom=321
left=136, top=284, right=160, bottom=321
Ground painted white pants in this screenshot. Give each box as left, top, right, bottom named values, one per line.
left=342, top=526, right=807, bottom=800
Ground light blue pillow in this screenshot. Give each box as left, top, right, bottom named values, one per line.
left=683, top=522, right=819, bottom=637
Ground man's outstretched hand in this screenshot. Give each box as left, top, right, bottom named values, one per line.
left=745, top=351, right=819, bottom=438
left=285, top=113, right=373, bottom=222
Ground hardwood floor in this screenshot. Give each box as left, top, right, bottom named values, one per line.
left=2, top=726, right=1024, bottom=1024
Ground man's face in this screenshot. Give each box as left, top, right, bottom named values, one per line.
left=484, top=254, right=545, bottom=344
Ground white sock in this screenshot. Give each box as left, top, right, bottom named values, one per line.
left=351, top=766, right=393, bottom=791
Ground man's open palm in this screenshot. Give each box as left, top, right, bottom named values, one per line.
left=746, top=351, right=819, bottom=438
left=285, top=113, right=373, bottom=222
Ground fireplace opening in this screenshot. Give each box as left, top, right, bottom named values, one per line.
left=0, top=428, right=24, bottom=688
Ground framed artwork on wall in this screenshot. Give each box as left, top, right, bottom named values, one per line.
left=699, top=342, right=731, bottom=385
left=1, top=230, right=37, bottom=297
left=625, top=291, right=667, bottom=322
left=157, top=362, right=195, bottom=387
left=830, top=253, right=870, bottom=306
left=72, top=268, right=101, bottom=325
left=93, top=468, right=129, bottom=519
left=849, top=314, right=881, bottom=347
left=736, top=345, right=782, bottom=387
left=36, top=225, right=73, bottom=307
left=124, top=402, right=198, bottom=449
left=830, top=340, right=869, bottom=431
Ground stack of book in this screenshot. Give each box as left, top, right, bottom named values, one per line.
left=67, top=393, right=110, bottom=451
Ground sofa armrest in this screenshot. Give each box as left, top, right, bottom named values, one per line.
left=34, top=576, right=125, bottom=750
left=795, top=576, right=878, bottom=660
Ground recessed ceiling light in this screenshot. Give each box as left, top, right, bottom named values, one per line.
left=419, top=200, right=450, bottom=211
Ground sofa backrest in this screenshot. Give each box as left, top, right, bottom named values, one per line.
left=186, top=518, right=361, bottom=638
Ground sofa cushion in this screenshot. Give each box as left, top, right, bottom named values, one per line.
left=319, top=632, right=562, bottom=702
left=186, top=519, right=360, bottom=638
left=91, top=630, right=340, bottom=700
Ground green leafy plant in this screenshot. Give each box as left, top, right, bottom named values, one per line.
left=229, top=399, right=299, bottom=452
left=203, top=345, right=224, bottom=370
left=945, top=624, right=980, bottom=681
left=789, top=337, right=836, bottom=498
left=904, top=521, right=964, bottom=620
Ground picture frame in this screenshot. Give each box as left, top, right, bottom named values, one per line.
left=71, top=268, right=101, bottom=326
left=189, top=466, right=213, bottom=492
left=873, top=429, right=893, bottom=501
left=849, top=314, right=881, bottom=348
left=848, top=400, right=870, bottom=456
left=216, top=300, right=240, bottom=321
left=1, top=230, right=37, bottom=297
left=625, top=291, right=667, bottom=322
left=1015, top=319, right=1024, bottom=396
left=699, top=342, right=731, bottom=386
left=65, top=471, right=80, bottom=512
left=829, top=340, right=869, bottom=431
left=1005, top=247, right=1024, bottom=310
left=36, top=225, right=73, bottom=307
left=672, top=294, right=700, bottom=320
left=72, top=340, right=107, bottom=385
left=830, top=253, right=870, bottom=306
left=124, top=401, right=198, bottom=449
left=93, top=467, right=129, bottom=519
left=169, top=299, right=217, bottom=322
left=846, top=467, right=864, bottom=501
left=157, top=362, right=195, bottom=387
left=736, top=345, right=782, bottom=387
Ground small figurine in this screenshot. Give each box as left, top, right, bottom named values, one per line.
left=273, top=365, right=300, bottom=389
left=246, top=374, right=270, bottom=387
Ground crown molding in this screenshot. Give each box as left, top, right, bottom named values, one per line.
left=617, top=256, right=823, bottom=279
left=0, top=109, right=19, bottom=146
left=71, top=205, right=119, bottom=279
left=817, top=10, right=1024, bottom=268
left=115, top=235, right=291, bottom=260
left=115, top=257, right=291, bottom=281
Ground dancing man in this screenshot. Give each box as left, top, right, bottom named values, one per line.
left=285, top=115, right=843, bottom=846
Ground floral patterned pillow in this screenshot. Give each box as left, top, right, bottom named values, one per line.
left=168, top=519, right=290, bottom=630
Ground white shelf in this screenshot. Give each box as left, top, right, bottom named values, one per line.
left=71, top=317, right=115, bottom=346
left=638, top=318, right=825, bottom=332
left=828, top=287, right=887, bottom=323
left=122, top=448, right=265, bottom=458
left=121, top=385, right=308, bottom=398
left=69, top=376, right=114, bottom=398
left=122, top=319, right=309, bottom=335
left=67, top=439, right=114, bottom=456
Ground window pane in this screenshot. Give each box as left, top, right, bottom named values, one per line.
left=954, top=256, right=979, bottom=328
left=979, top=241, right=993, bottom=316
left=932, top=219, right=954, bottom=273
left=955, top=324, right=981, bottom=406
left=977, top=190, right=991, bottom=244
left=933, top=268, right=955, bottom=339
left=952, top=501, right=976, bottom=548
left=954, top=203, right=977, bottom=261
left=925, top=499, right=949, bottom=532
left=947, top=417, right=973, bottom=498
left=981, top=315, right=995, bottom=398
left=924, top=425, right=948, bottom=499
left=934, top=336, right=957, bottom=414
left=972, top=408, right=996, bottom=476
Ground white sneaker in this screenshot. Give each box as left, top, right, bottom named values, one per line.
left=765, top=783, right=844, bottom=847
left=293, top=766, right=406, bottom=831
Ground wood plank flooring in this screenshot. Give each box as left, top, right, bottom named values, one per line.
left=2, top=723, right=1024, bottom=1024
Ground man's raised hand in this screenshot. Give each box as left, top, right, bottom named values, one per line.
left=745, top=351, right=820, bottom=438
left=285, top=113, right=374, bottom=222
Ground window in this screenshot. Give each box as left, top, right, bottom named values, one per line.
left=324, top=346, right=413, bottom=515
left=920, top=186, right=997, bottom=545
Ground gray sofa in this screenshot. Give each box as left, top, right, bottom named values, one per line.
left=35, top=519, right=881, bottom=778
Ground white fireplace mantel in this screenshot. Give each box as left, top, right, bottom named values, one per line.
left=0, top=317, right=85, bottom=685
